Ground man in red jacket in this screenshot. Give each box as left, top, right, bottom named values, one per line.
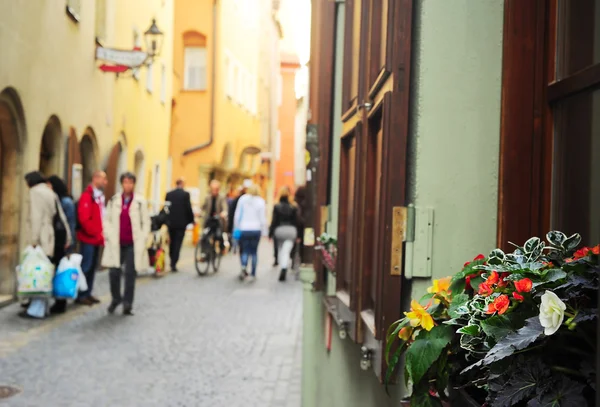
left=76, top=170, right=106, bottom=306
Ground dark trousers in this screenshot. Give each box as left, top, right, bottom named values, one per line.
left=273, top=241, right=278, bottom=264
left=168, top=228, right=186, bottom=268
left=79, top=243, right=100, bottom=298
left=240, top=231, right=261, bottom=275
left=109, top=245, right=136, bottom=308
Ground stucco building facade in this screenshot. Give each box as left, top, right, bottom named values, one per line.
left=0, top=0, right=173, bottom=302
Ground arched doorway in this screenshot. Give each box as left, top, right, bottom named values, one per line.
left=133, top=149, right=146, bottom=195
left=0, top=87, right=26, bottom=298
left=39, top=115, right=62, bottom=177
left=80, top=128, right=98, bottom=188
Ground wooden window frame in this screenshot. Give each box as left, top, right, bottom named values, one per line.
left=329, top=0, right=414, bottom=381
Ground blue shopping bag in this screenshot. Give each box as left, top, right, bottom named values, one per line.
left=53, top=266, right=79, bottom=299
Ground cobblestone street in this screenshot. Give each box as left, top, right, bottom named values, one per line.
left=0, top=241, right=302, bottom=407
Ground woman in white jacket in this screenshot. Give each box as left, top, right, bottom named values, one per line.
left=233, top=184, right=266, bottom=281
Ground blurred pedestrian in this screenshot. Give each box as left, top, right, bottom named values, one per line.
left=229, top=179, right=252, bottom=259
left=102, top=172, right=151, bottom=316
left=47, top=175, right=76, bottom=314
left=200, top=180, right=228, bottom=255
left=270, top=186, right=301, bottom=282
left=21, top=171, right=71, bottom=319
left=228, top=186, right=242, bottom=254
left=76, top=170, right=106, bottom=306
left=165, top=178, right=194, bottom=272
left=292, top=185, right=307, bottom=266
left=234, top=184, right=267, bottom=281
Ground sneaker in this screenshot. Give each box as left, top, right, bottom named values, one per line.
left=123, top=308, right=134, bottom=316
left=107, top=301, right=121, bottom=314
left=248, top=275, right=257, bottom=283
left=238, top=269, right=248, bottom=281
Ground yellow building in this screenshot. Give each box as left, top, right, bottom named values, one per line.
left=0, top=0, right=173, bottom=302
left=105, top=0, right=174, bottom=212
left=170, top=0, right=281, bottom=206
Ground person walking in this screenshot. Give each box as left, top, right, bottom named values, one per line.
left=76, top=170, right=106, bottom=306
left=201, top=180, right=228, bottom=253
left=47, top=175, right=77, bottom=314
left=234, top=184, right=267, bottom=281
left=292, top=185, right=307, bottom=266
left=102, top=172, right=151, bottom=316
left=270, top=186, right=301, bottom=282
left=21, top=171, right=71, bottom=319
left=165, top=178, right=194, bottom=272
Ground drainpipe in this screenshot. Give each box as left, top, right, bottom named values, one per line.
left=183, top=0, right=218, bottom=156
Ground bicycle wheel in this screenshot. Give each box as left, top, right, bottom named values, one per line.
left=212, top=242, right=222, bottom=273
left=195, top=240, right=211, bottom=276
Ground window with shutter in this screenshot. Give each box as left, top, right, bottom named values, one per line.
left=160, top=64, right=166, bottom=104
left=184, top=47, right=207, bottom=91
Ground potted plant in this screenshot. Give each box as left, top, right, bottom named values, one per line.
left=385, top=231, right=598, bottom=406
left=315, top=232, right=337, bottom=273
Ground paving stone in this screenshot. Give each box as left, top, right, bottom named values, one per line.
left=0, top=242, right=302, bottom=407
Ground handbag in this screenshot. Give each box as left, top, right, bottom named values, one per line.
left=232, top=202, right=243, bottom=240
left=53, top=200, right=67, bottom=243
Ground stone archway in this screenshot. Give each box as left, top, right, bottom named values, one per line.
left=133, top=149, right=146, bottom=195
left=39, top=115, right=62, bottom=177
left=80, top=127, right=99, bottom=188
left=0, top=87, right=26, bottom=298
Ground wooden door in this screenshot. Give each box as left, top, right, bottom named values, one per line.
left=335, top=0, right=414, bottom=379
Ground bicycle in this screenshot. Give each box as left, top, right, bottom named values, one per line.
left=195, top=216, right=223, bottom=276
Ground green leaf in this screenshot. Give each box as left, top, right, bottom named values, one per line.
left=529, top=377, right=586, bottom=407
left=524, top=237, right=541, bottom=254
left=533, top=269, right=567, bottom=288
left=385, top=318, right=410, bottom=363
left=470, top=276, right=485, bottom=292
left=384, top=341, right=407, bottom=392
left=457, top=324, right=481, bottom=336
left=405, top=325, right=454, bottom=386
left=573, top=308, right=598, bottom=324
left=448, top=293, right=470, bottom=318
left=480, top=315, right=514, bottom=340
left=546, top=231, right=567, bottom=247
left=462, top=317, right=544, bottom=373
left=564, top=233, right=582, bottom=252
left=490, top=360, right=549, bottom=407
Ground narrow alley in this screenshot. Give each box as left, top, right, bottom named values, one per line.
left=0, top=243, right=302, bottom=407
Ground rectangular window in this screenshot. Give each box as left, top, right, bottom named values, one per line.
left=94, top=0, right=106, bottom=43
left=66, top=0, right=81, bottom=23
left=184, top=47, right=207, bottom=91
left=146, top=62, right=153, bottom=93
left=160, top=64, right=166, bottom=103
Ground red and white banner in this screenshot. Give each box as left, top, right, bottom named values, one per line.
left=96, top=47, right=148, bottom=68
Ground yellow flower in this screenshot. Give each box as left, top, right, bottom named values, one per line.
left=427, top=277, right=452, bottom=294
left=398, top=327, right=412, bottom=341
left=404, top=300, right=435, bottom=331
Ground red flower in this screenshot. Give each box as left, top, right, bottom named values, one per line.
left=514, top=278, right=532, bottom=293
left=463, top=261, right=471, bottom=268
left=474, top=254, right=485, bottom=261
left=478, top=282, right=493, bottom=297
left=513, top=292, right=524, bottom=302
left=574, top=247, right=591, bottom=259
left=592, top=245, right=600, bottom=255
left=487, top=295, right=510, bottom=315
left=486, top=271, right=499, bottom=285
left=465, top=274, right=473, bottom=285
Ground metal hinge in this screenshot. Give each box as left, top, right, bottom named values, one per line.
left=404, top=204, right=434, bottom=279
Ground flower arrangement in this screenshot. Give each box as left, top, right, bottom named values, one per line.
left=315, top=232, right=337, bottom=273
left=385, top=231, right=598, bottom=407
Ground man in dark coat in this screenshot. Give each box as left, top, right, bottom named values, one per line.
left=165, top=178, right=195, bottom=272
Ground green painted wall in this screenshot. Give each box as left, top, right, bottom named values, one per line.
left=302, top=1, right=505, bottom=406
left=407, top=0, right=504, bottom=297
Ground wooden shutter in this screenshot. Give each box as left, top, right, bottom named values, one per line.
left=104, top=143, right=121, bottom=199
left=334, top=0, right=414, bottom=380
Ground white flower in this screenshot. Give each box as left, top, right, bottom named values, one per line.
left=539, top=291, right=566, bottom=336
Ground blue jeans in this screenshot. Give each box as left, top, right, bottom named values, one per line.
left=239, top=231, right=261, bottom=276
left=79, top=243, right=100, bottom=298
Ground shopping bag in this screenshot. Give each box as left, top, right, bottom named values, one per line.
left=155, top=248, right=165, bottom=274
left=53, top=256, right=80, bottom=299
left=27, top=298, right=47, bottom=318
left=17, top=246, right=54, bottom=297
left=66, top=253, right=88, bottom=293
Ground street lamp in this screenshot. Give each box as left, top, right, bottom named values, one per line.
left=144, top=18, right=164, bottom=58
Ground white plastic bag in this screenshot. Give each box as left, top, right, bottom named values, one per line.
left=66, top=253, right=88, bottom=293
left=17, top=245, right=54, bottom=297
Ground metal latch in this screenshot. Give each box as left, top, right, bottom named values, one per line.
left=404, top=204, right=434, bottom=279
